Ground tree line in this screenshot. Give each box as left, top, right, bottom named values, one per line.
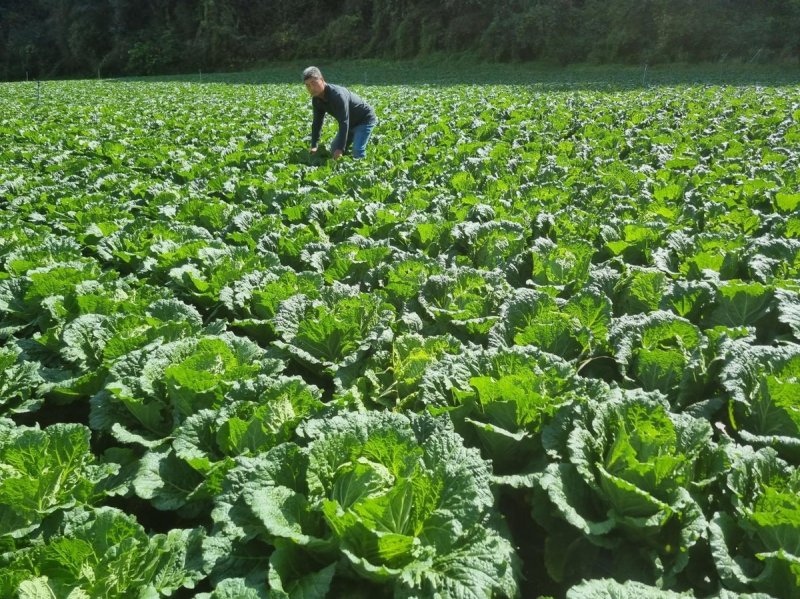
left=2, top=0, right=799, bottom=81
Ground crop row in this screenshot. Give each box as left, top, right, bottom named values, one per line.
left=0, top=79, right=798, bottom=598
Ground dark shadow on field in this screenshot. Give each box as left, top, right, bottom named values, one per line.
left=287, top=147, right=331, bottom=166
left=116, top=59, right=800, bottom=90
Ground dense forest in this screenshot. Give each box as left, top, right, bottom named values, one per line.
left=2, top=0, right=799, bottom=80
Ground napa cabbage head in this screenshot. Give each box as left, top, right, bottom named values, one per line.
left=529, top=389, right=717, bottom=588
left=417, top=267, right=512, bottom=339
left=90, top=332, right=284, bottom=447
left=488, top=287, right=611, bottom=362
left=419, top=345, right=607, bottom=475
left=206, top=411, right=520, bottom=598
left=131, top=375, right=325, bottom=514
left=721, top=341, right=800, bottom=462
left=710, top=444, right=800, bottom=598
left=610, top=310, right=711, bottom=410
left=0, top=506, right=204, bottom=598
left=272, top=283, right=395, bottom=373
left=334, top=332, right=463, bottom=411
left=0, top=344, right=44, bottom=415
left=0, top=419, right=118, bottom=539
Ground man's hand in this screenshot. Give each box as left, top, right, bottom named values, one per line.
left=333, top=149, right=343, bottom=160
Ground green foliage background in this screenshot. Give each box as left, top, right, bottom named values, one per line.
left=2, top=0, right=800, bottom=81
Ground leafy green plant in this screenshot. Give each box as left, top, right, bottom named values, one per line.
left=615, top=266, right=672, bottom=316
left=451, top=220, right=528, bottom=273
left=527, top=238, right=594, bottom=295
left=489, top=287, right=611, bottom=361
left=707, top=280, right=774, bottom=330
left=273, top=285, right=395, bottom=374
left=310, top=236, right=395, bottom=286
left=722, top=342, right=800, bottom=462
left=168, top=245, right=280, bottom=310
left=0, top=344, right=44, bottom=415
left=261, top=223, right=326, bottom=271
left=419, top=345, right=607, bottom=474
left=528, top=390, right=717, bottom=589
left=97, top=221, right=215, bottom=273
left=380, top=255, right=443, bottom=309
left=41, top=288, right=213, bottom=403
left=610, top=311, right=712, bottom=409
left=206, top=412, right=520, bottom=598
left=335, top=332, right=463, bottom=410
left=132, top=375, right=325, bottom=514
left=0, top=419, right=117, bottom=539
left=91, top=333, right=284, bottom=446
left=417, top=267, right=511, bottom=339
left=3, top=235, right=84, bottom=277
left=0, top=259, right=109, bottom=337
left=709, top=445, right=800, bottom=597
left=220, top=268, right=324, bottom=343
left=0, top=507, right=204, bottom=598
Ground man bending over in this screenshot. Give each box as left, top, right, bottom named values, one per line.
left=303, top=66, right=377, bottom=160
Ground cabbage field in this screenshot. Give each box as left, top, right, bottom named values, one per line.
left=1, top=71, right=799, bottom=598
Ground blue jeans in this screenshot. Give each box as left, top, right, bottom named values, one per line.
left=346, top=122, right=376, bottom=159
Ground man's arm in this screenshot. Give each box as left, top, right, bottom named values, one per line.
left=310, top=101, right=325, bottom=150
left=329, top=88, right=350, bottom=157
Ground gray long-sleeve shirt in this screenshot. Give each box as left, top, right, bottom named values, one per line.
left=310, top=83, right=377, bottom=152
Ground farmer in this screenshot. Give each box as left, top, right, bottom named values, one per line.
left=303, top=66, right=377, bottom=160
